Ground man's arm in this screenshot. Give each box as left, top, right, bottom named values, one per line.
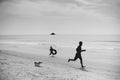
left=81, top=49, right=86, bottom=52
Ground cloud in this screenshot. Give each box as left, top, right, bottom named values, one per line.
left=0, top=0, right=19, bottom=3
left=0, top=0, right=83, bottom=17
left=0, top=0, right=120, bottom=35
left=28, top=0, right=81, bottom=6
left=0, top=0, right=120, bottom=19
left=0, top=0, right=9, bottom=3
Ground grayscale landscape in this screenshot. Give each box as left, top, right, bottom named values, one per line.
left=0, top=0, right=120, bottom=80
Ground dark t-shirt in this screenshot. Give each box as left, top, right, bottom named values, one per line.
left=76, top=46, right=81, bottom=53
left=76, top=46, right=82, bottom=57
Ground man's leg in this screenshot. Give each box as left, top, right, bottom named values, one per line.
left=79, top=56, right=84, bottom=67
left=68, top=55, right=78, bottom=62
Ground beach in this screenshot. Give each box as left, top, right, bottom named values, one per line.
left=0, top=35, right=120, bottom=80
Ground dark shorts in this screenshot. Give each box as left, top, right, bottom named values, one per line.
left=74, top=53, right=82, bottom=60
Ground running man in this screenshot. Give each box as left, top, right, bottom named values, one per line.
left=68, top=41, right=86, bottom=68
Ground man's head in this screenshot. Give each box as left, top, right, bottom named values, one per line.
left=50, top=46, right=53, bottom=49
left=79, top=41, right=83, bottom=46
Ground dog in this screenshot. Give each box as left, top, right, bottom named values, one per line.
left=34, top=61, right=42, bottom=67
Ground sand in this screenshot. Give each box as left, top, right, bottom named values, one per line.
left=0, top=43, right=120, bottom=80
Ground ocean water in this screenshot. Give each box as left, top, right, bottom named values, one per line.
left=0, top=35, right=120, bottom=50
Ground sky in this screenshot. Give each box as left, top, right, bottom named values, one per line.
left=0, top=0, right=120, bottom=35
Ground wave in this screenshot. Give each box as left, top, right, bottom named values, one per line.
left=0, top=40, right=119, bottom=50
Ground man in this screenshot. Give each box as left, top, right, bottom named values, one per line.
left=68, top=41, right=86, bottom=68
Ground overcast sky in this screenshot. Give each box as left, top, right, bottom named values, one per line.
left=0, top=0, right=120, bottom=35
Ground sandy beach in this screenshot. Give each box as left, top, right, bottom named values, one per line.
left=1, top=0, right=120, bottom=79
left=0, top=38, right=120, bottom=80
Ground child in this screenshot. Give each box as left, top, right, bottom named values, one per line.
left=68, top=41, right=86, bottom=68
left=49, top=46, right=57, bottom=57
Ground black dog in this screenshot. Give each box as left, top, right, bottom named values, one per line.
left=34, top=61, right=42, bottom=67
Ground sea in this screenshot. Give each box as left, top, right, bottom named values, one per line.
left=0, top=35, right=120, bottom=50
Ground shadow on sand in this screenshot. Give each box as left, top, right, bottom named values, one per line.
left=72, top=67, right=89, bottom=72
left=79, top=67, right=88, bottom=72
